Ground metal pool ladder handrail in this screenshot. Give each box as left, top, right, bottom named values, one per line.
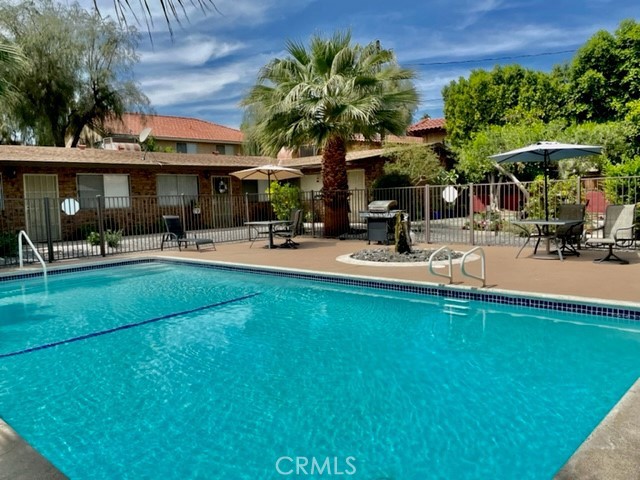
left=18, top=230, right=47, bottom=278
left=461, top=247, right=486, bottom=287
left=428, top=245, right=452, bottom=284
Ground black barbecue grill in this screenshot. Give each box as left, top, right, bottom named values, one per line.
left=360, top=200, right=403, bottom=244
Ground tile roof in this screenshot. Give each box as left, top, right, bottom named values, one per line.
left=407, top=118, right=446, bottom=135
left=104, top=113, right=244, bottom=143
left=0, top=145, right=269, bottom=168
left=282, top=149, right=384, bottom=167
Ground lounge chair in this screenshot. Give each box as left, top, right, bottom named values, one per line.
left=584, top=204, right=636, bottom=264
left=553, top=203, right=586, bottom=257
left=274, top=209, right=303, bottom=248
left=160, top=215, right=216, bottom=251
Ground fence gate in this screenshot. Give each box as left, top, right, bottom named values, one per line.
left=23, top=174, right=61, bottom=242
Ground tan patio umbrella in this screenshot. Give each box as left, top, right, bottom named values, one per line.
left=490, top=141, right=602, bottom=220
left=230, top=164, right=303, bottom=184
left=230, top=164, right=304, bottom=218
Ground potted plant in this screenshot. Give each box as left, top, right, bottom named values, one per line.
left=105, top=229, right=123, bottom=248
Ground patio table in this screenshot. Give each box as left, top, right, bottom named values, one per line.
left=513, top=219, right=583, bottom=261
left=245, top=220, right=289, bottom=249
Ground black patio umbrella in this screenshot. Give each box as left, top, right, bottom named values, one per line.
left=490, top=141, right=602, bottom=220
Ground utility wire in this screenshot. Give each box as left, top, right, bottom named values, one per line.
left=406, top=49, right=576, bottom=67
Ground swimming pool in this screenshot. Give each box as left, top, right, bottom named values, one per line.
left=1, top=259, right=640, bottom=479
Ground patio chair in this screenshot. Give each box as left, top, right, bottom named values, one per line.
left=584, top=204, right=636, bottom=264
left=160, top=215, right=216, bottom=251
left=553, top=203, right=586, bottom=257
left=274, top=209, right=303, bottom=248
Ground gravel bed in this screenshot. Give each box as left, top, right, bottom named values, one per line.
left=350, top=247, right=463, bottom=263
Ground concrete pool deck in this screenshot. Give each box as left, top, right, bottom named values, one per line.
left=0, top=420, right=67, bottom=480
left=156, top=239, right=640, bottom=305
left=2, top=238, right=640, bottom=478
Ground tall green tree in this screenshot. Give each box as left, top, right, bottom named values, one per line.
left=567, top=19, right=640, bottom=122
left=382, top=143, right=443, bottom=185
left=453, top=119, right=633, bottom=182
left=0, top=0, right=149, bottom=146
left=442, top=64, right=567, bottom=147
left=242, top=31, right=419, bottom=236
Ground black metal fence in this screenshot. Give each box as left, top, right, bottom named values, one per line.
left=2, top=175, right=638, bottom=269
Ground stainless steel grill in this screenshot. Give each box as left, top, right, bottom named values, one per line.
left=366, top=199, right=398, bottom=213
left=360, top=200, right=402, bottom=244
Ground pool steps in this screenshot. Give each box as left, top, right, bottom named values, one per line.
left=443, top=298, right=471, bottom=316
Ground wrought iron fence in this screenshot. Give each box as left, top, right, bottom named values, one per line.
left=1, top=175, right=638, bottom=269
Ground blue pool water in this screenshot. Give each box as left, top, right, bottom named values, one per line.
left=1, top=261, right=640, bottom=479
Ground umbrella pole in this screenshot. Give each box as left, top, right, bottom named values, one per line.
left=544, top=156, right=549, bottom=221
left=267, top=172, right=271, bottom=220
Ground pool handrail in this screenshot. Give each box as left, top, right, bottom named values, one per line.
left=18, top=230, right=47, bottom=279
left=461, top=247, right=486, bottom=287
left=428, top=245, right=452, bottom=284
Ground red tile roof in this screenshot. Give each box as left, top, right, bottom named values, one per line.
left=104, top=113, right=243, bottom=143
left=0, top=145, right=267, bottom=168
left=407, top=118, right=446, bottom=135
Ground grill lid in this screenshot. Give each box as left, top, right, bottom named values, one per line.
left=368, top=199, right=398, bottom=212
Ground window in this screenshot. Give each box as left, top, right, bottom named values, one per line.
left=77, top=174, right=130, bottom=209
left=0, top=173, right=3, bottom=210
left=214, top=144, right=235, bottom=155
left=157, top=175, right=199, bottom=206
left=298, top=145, right=318, bottom=157
left=176, top=142, right=197, bottom=154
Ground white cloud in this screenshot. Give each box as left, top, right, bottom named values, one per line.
left=398, top=23, right=599, bottom=63
left=140, top=36, right=244, bottom=66
left=456, top=0, right=506, bottom=30
left=142, top=71, right=238, bottom=106
left=138, top=52, right=273, bottom=108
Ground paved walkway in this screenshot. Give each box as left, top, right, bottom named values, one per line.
left=155, top=238, right=640, bottom=305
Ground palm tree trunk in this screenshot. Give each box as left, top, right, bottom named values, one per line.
left=322, top=136, right=350, bottom=237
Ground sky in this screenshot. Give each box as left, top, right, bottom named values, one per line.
left=88, top=0, right=639, bottom=130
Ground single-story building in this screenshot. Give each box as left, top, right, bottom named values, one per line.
left=0, top=145, right=388, bottom=241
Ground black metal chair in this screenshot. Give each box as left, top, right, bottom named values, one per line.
left=553, top=204, right=586, bottom=257
left=274, top=209, right=303, bottom=248
left=160, top=215, right=215, bottom=251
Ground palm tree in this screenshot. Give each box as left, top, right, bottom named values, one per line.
left=96, top=0, right=219, bottom=36
left=242, top=31, right=419, bottom=236
left=0, top=41, right=26, bottom=100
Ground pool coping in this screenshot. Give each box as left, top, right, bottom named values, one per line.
left=5, top=255, right=638, bottom=320
left=555, top=378, right=640, bottom=480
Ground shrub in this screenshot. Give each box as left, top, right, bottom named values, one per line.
left=86, top=231, right=101, bottom=246
left=0, top=231, right=19, bottom=257
left=269, top=182, right=301, bottom=220
left=86, top=229, right=122, bottom=248
left=105, top=230, right=122, bottom=248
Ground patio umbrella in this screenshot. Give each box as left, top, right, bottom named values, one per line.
left=489, top=141, right=602, bottom=220
left=230, top=164, right=303, bottom=184
left=230, top=164, right=304, bottom=219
